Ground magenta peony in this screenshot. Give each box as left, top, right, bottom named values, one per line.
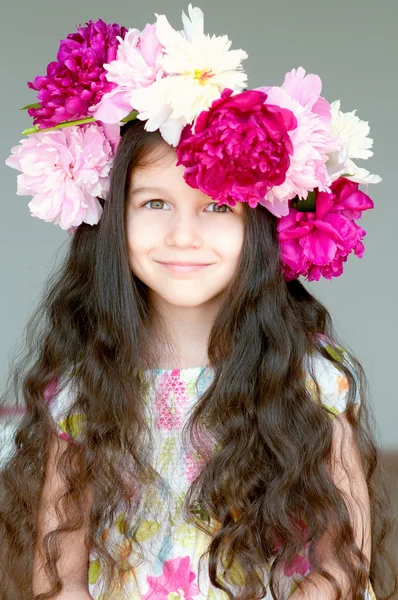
left=278, top=178, right=374, bottom=281
left=27, top=19, right=127, bottom=129
left=176, top=88, right=297, bottom=208
left=5, top=124, right=114, bottom=231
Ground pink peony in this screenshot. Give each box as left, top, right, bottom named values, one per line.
left=27, top=19, right=127, bottom=128
left=6, top=123, right=114, bottom=231
left=90, top=23, right=164, bottom=124
left=256, top=67, right=339, bottom=217
left=176, top=88, right=297, bottom=208
left=278, top=178, right=374, bottom=282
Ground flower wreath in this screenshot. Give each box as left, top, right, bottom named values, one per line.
left=6, top=5, right=381, bottom=282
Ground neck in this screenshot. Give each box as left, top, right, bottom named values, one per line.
left=148, top=291, right=223, bottom=369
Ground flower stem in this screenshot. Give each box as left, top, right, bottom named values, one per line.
left=21, top=110, right=139, bottom=136
left=22, top=117, right=97, bottom=136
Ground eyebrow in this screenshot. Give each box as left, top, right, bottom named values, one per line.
left=130, top=186, right=169, bottom=196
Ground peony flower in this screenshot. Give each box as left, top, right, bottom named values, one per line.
left=176, top=88, right=297, bottom=208
left=326, top=100, right=382, bottom=185
left=5, top=124, right=114, bottom=231
left=90, top=23, right=165, bottom=123
left=129, top=4, right=249, bottom=146
left=27, top=19, right=127, bottom=129
left=255, top=67, right=340, bottom=217
left=277, top=177, right=374, bottom=281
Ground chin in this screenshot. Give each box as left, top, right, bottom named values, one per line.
left=160, top=294, right=217, bottom=308
left=152, top=285, right=223, bottom=307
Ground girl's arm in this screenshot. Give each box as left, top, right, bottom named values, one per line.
left=289, top=411, right=372, bottom=600
left=32, top=434, right=94, bottom=598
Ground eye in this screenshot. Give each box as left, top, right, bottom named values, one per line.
left=142, top=199, right=167, bottom=210
left=141, top=200, right=233, bottom=212
left=205, top=202, right=232, bottom=213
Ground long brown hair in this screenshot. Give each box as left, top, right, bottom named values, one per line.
left=0, top=119, right=396, bottom=600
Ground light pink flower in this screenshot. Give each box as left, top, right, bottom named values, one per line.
left=90, top=24, right=164, bottom=123
left=256, top=67, right=339, bottom=217
left=142, top=556, right=200, bottom=600
left=6, top=124, right=114, bottom=231
left=176, top=88, right=297, bottom=208
left=277, top=177, right=374, bottom=281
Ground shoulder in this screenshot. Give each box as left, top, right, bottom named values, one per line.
left=304, top=334, right=361, bottom=417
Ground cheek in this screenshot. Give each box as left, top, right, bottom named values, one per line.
left=126, top=218, right=152, bottom=277
left=126, top=216, right=159, bottom=255
left=212, top=221, right=245, bottom=262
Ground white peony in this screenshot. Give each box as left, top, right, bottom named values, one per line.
left=130, top=4, right=248, bottom=146
left=326, top=100, right=382, bottom=184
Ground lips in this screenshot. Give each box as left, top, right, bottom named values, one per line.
left=158, top=262, right=213, bottom=274
left=159, top=261, right=212, bottom=266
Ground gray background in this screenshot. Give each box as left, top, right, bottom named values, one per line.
left=1, top=0, right=397, bottom=449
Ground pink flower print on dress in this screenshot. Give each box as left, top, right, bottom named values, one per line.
left=155, top=370, right=189, bottom=431
left=273, top=519, right=311, bottom=577
left=282, top=542, right=311, bottom=577
left=43, top=378, right=59, bottom=402
left=184, top=448, right=205, bottom=484
left=142, top=555, right=200, bottom=600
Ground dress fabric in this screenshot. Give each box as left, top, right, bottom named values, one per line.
left=47, top=336, right=377, bottom=600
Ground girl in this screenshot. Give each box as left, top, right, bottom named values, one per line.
left=1, top=6, right=397, bottom=600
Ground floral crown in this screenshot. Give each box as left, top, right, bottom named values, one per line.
left=6, top=5, right=381, bottom=282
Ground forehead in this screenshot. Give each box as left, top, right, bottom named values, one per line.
left=131, top=147, right=180, bottom=186
left=128, top=144, right=247, bottom=216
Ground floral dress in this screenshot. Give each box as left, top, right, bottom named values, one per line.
left=47, top=336, right=377, bottom=600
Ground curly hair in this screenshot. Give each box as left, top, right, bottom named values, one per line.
left=0, top=119, right=396, bottom=600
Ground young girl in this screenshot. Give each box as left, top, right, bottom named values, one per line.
left=1, top=6, right=397, bottom=600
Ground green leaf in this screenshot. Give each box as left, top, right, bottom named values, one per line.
left=324, top=343, right=344, bottom=363
left=291, top=191, right=316, bottom=212
left=135, top=519, right=161, bottom=542
left=121, top=110, right=139, bottom=123
left=58, top=413, right=85, bottom=439
left=323, top=403, right=340, bottom=418
left=115, top=512, right=129, bottom=535
left=20, top=103, right=41, bottom=111
left=88, top=559, right=102, bottom=585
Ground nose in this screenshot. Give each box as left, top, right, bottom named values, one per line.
left=165, top=210, right=204, bottom=248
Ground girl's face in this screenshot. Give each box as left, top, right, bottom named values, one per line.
left=126, top=147, right=246, bottom=309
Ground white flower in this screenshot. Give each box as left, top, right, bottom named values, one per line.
left=130, top=4, right=248, bottom=146
left=326, top=100, right=381, bottom=185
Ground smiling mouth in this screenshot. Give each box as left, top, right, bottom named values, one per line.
left=158, top=262, right=214, bottom=273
